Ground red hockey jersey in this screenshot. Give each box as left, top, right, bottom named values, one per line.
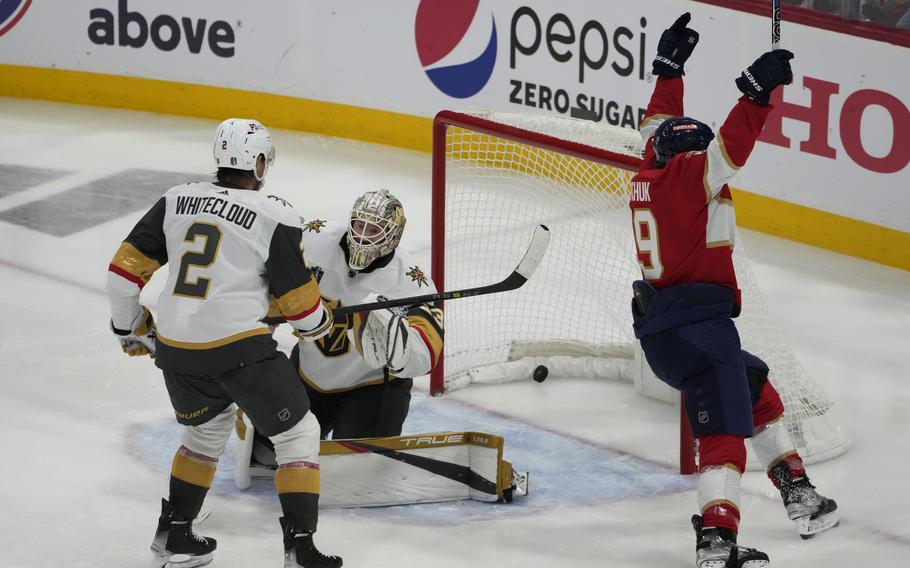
left=629, top=77, right=772, bottom=307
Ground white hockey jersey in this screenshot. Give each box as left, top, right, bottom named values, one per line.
left=292, top=222, right=443, bottom=392
left=107, top=182, right=331, bottom=373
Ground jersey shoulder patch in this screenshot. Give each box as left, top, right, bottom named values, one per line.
left=405, top=265, right=430, bottom=288
left=303, top=218, right=328, bottom=233
left=257, top=194, right=304, bottom=229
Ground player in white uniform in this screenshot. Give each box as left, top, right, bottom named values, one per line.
left=296, top=189, right=443, bottom=438
left=246, top=190, right=443, bottom=467
left=106, top=119, right=342, bottom=568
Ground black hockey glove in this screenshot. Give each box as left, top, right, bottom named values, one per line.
left=652, top=12, right=700, bottom=78
left=735, top=49, right=795, bottom=106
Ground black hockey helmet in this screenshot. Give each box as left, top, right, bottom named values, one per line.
left=652, top=117, right=715, bottom=167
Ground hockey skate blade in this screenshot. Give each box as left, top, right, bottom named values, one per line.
left=150, top=551, right=213, bottom=568
left=798, top=517, right=840, bottom=540
left=698, top=560, right=769, bottom=568
left=796, top=501, right=840, bottom=540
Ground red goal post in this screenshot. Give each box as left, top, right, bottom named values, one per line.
left=428, top=110, right=849, bottom=475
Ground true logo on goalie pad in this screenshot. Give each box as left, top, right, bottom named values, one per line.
left=399, top=434, right=465, bottom=447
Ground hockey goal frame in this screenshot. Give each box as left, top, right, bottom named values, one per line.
left=428, top=110, right=698, bottom=474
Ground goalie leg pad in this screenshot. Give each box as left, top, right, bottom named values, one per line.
left=233, top=410, right=255, bottom=490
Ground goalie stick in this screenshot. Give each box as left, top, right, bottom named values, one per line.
left=331, top=224, right=550, bottom=317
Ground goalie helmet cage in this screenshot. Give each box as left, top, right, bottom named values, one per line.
left=429, top=110, right=850, bottom=475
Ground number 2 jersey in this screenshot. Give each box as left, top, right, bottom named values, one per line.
left=287, top=221, right=444, bottom=393
left=629, top=76, right=773, bottom=309
left=106, top=181, right=332, bottom=374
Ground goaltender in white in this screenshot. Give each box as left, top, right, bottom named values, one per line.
left=293, top=188, right=443, bottom=437
left=234, top=190, right=533, bottom=507
left=241, top=189, right=444, bottom=461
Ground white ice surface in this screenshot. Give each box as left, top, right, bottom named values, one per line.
left=1, top=98, right=909, bottom=567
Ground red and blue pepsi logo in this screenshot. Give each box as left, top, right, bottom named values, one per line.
left=415, top=0, right=497, bottom=99
left=0, top=0, right=32, bottom=37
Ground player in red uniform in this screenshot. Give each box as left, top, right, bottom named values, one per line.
left=629, top=14, right=839, bottom=568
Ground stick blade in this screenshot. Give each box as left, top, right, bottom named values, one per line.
left=514, top=225, right=550, bottom=280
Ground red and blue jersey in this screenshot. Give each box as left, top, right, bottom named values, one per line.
left=629, top=77, right=773, bottom=308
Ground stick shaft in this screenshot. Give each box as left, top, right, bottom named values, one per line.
left=329, top=225, right=550, bottom=317
left=772, top=0, right=781, bottom=49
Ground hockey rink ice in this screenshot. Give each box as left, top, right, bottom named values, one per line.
left=1, top=97, right=909, bottom=567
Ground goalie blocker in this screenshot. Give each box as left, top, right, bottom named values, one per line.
left=234, top=411, right=529, bottom=506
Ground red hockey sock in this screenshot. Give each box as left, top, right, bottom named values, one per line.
left=752, top=381, right=785, bottom=429
left=698, top=434, right=746, bottom=533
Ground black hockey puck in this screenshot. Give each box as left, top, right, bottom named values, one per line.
left=533, top=365, right=549, bottom=383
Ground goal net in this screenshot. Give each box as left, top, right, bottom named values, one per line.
left=430, top=110, right=850, bottom=473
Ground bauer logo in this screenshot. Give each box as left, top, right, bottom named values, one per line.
left=0, top=0, right=32, bottom=37
left=415, top=0, right=497, bottom=99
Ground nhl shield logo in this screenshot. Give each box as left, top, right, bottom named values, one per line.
left=698, top=410, right=709, bottom=424
left=278, top=408, right=291, bottom=422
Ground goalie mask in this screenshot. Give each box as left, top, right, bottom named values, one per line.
left=213, top=118, right=276, bottom=182
left=652, top=117, right=714, bottom=167
left=346, top=189, right=406, bottom=271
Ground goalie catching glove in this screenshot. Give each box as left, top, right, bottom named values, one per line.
left=111, top=306, right=156, bottom=357
left=353, top=295, right=411, bottom=372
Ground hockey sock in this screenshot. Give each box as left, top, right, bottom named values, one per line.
left=751, top=381, right=785, bottom=429
left=698, top=434, right=746, bottom=533
left=169, top=445, right=217, bottom=519
left=276, top=460, right=321, bottom=533
left=750, top=381, right=807, bottom=483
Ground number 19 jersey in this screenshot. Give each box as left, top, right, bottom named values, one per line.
left=629, top=76, right=774, bottom=308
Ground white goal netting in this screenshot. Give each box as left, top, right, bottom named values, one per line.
left=434, top=110, right=850, bottom=468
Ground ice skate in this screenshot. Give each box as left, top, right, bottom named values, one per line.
left=150, top=499, right=216, bottom=568
left=770, top=463, right=839, bottom=539
left=692, top=515, right=770, bottom=568
left=281, top=517, right=342, bottom=568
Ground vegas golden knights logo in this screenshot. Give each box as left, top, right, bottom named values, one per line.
left=315, top=298, right=354, bottom=357
left=304, top=219, right=327, bottom=233
left=406, top=265, right=429, bottom=287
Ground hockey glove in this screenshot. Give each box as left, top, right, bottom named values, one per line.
left=354, top=301, right=411, bottom=373
left=735, top=49, right=795, bottom=106
left=652, top=12, right=699, bottom=78
left=111, top=307, right=156, bottom=357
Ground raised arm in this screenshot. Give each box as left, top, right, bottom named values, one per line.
left=704, top=49, right=794, bottom=198
left=640, top=13, right=700, bottom=168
